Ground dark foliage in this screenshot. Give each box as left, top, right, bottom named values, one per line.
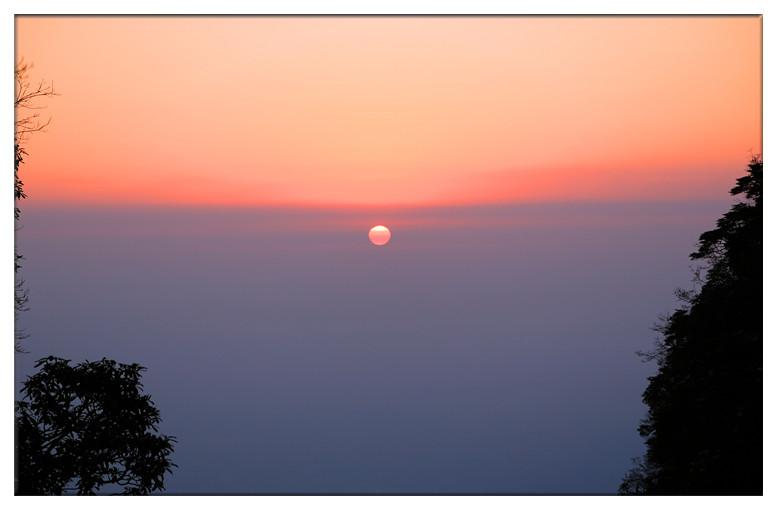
left=619, top=156, right=762, bottom=495
left=16, top=357, right=177, bottom=495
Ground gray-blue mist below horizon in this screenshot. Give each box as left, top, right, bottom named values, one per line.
left=14, top=200, right=731, bottom=494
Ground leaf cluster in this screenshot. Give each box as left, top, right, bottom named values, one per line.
left=15, top=357, right=177, bottom=495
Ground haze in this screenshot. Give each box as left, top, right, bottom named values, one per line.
left=14, top=16, right=761, bottom=494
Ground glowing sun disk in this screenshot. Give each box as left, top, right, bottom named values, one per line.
left=369, top=225, right=391, bottom=246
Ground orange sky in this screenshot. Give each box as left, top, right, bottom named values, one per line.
left=15, top=16, right=761, bottom=207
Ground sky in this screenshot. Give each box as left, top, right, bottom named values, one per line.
left=15, top=16, right=760, bottom=207
left=12, top=15, right=762, bottom=496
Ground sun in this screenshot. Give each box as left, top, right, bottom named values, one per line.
left=368, top=225, right=391, bottom=246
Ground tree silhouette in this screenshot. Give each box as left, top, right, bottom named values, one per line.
left=620, top=156, right=762, bottom=495
left=15, top=357, right=177, bottom=495
left=14, top=59, right=58, bottom=353
left=13, top=60, right=177, bottom=495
